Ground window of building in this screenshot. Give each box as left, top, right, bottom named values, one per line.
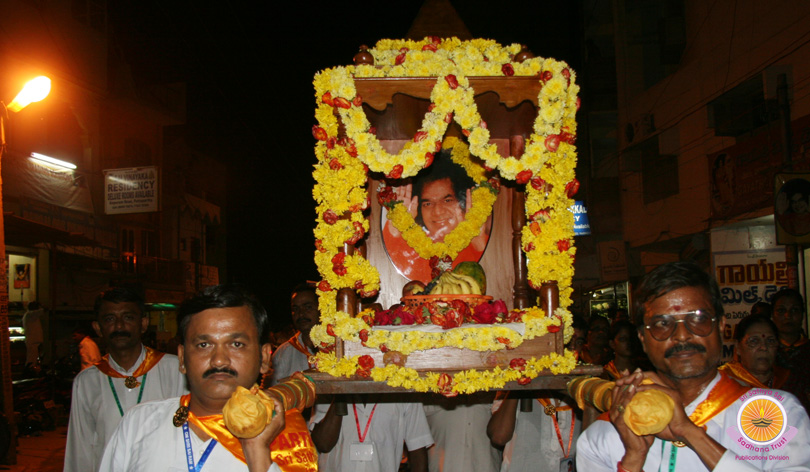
left=707, top=76, right=779, bottom=138
left=624, top=135, right=680, bottom=204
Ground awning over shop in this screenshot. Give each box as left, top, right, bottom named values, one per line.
left=2, top=151, right=94, bottom=214
left=4, top=212, right=97, bottom=247
left=181, top=193, right=220, bottom=224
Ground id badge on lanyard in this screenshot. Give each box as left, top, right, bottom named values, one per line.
left=351, top=404, right=377, bottom=462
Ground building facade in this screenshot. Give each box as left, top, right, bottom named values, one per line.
left=0, top=0, right=227, bottom=372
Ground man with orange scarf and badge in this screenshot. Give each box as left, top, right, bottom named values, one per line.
left=65, top=287, right=188, bottom=472
left=270, top=284, right=320, bottom=386
left=577, top=261, right=810, bottom=471
left=99, top=284, right=318, bottom=471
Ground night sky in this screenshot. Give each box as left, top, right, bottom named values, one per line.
left=108, top=1, right=581, bottom=326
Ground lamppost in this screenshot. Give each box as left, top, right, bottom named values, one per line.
left=0, top=75, right=51, bottom=463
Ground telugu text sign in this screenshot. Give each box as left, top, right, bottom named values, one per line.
left=713, top=249, right=788, bottom=361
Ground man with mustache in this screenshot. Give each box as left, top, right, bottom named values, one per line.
left=577, top=261, right=810, bottom=471
left=99, top=284, right=315, bottom=471
left=65, top=287, right=187, bottom=472
left=270, top=284, right=319, bottom=385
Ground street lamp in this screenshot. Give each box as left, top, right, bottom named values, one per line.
left=0, top=75, right=51, bottom=464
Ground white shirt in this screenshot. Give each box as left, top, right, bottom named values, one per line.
left=424, top=394, right=501, bottom=472
left=577, top=373, right=810, bottom=471
left=65, top=347, right=188, bottom=472
left=270, top=332, right=314, bottom=385
left=99, top=397, right=282, bottom=472
left=310, top=401, right=434, bottom=472
left=491, top=396, right=579, bottom=472
left=22, top=308, right=44, bottom=365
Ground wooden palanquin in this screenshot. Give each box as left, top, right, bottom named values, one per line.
left=310, top=71, right=600, bottom=394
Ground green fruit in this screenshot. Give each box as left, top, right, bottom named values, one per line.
left=453, top=261, right=486, bottom=294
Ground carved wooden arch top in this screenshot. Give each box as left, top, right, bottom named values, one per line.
left=355, top=76, right=542, bottom=110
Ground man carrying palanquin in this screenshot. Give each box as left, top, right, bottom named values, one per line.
left=270, top=283, right=320, bottom=386
left=99, top=284, right=317, bottom=471
left=577, top=261, right=810, bottom=471
left=65, top=287, right=187, bottom=472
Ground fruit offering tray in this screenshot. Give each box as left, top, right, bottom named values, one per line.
left=371, top=320, right=526, bottom=335
left=401, top=294, right=493, bottom=311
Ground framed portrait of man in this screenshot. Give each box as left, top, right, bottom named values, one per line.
left=380, top=151, right=493, bottom=282
left=14, top=264, right=30, bottom=289
left=775, top=173, right=810, bottom=244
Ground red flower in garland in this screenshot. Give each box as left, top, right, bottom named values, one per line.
left=518, top=376, right=532, bottom=386
left=545, top=134, right=561, bottom=152
left=557, top=239, right=571, bottom=253
left=516, top=170, right=533, bottom=185
left=312, top=125, right=327, bottom=141
left=502, top=63, right=515, bottom=76
left=424, top=153, right=435, bottom=168
left=317, top=280, right=331, bottom=292
left=323, top=210, right=338, bottom=225
left=321, top=92, right=334, bottom=106
left=387, top=164, right=404, bottom=179
left=334, top=97, right=351, bottom=109
left=509, top=358, right=527, bottom=371
left=445, top=74, right=459, bottom=89
left=565, top=179, right=580, bottom=198
left=357, top=355, right=375, bottom=371
left=530, top=177, right=546, bottom=192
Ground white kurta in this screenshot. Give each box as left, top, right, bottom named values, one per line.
left=310, top=401, right=434, bottom=472
left=270, top=332, right=314, bottom=386
left=491, top=397, right=580, bottom=472
left=98, top=397, right=282, bottom=472
left=65, top=347, right=188, bottom=472
left=577, top=373, right=810, bottom=471
left=424, top=394, right=501, bottom=472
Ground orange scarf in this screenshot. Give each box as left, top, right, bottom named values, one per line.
left=94, top=346, right=165, bottom=384
left=180, top=395, right=317, bottom=471
left=287, top=333, right=313, bottom=357
left=719, top=361, right=789, bottom=389
left=598, top=370, right=751, bottom=427
left=604, top=361, right=621, bottom=380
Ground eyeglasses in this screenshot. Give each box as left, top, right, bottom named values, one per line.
left=743, top=336, right=779, bottom=350
left=644, top=310, right=716, bottom=341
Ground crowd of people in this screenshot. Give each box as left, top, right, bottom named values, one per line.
left=58, top=260, right=810, bottom=471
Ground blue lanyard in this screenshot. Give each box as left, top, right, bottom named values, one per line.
left=182, top=422, right=217, bottom=472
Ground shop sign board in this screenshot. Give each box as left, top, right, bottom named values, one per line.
left=708, top=113, right=810, bottom=220
left=104, top=167, right=159, bottom=214
left=570, top=200, right=591, bottom=236
left=712, top=248, right=788, bottom=361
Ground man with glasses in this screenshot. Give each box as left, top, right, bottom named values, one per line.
left=577, top=261, right=810, bottom=471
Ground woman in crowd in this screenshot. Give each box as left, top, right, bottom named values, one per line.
left=602, top=321, right=648, bottom=379
left=720, top=314, right=788, bottom=388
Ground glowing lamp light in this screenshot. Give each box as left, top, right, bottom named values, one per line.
left=7, top=76, right=51, bottom=113
left=30, top=152, right=76, bottom=170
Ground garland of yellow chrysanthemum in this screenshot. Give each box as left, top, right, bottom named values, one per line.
left=312, top=347, right=578, bottom=394
left=310, top=37, right=579, bottom=392
left=384, top=137, right=497, bottom=259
